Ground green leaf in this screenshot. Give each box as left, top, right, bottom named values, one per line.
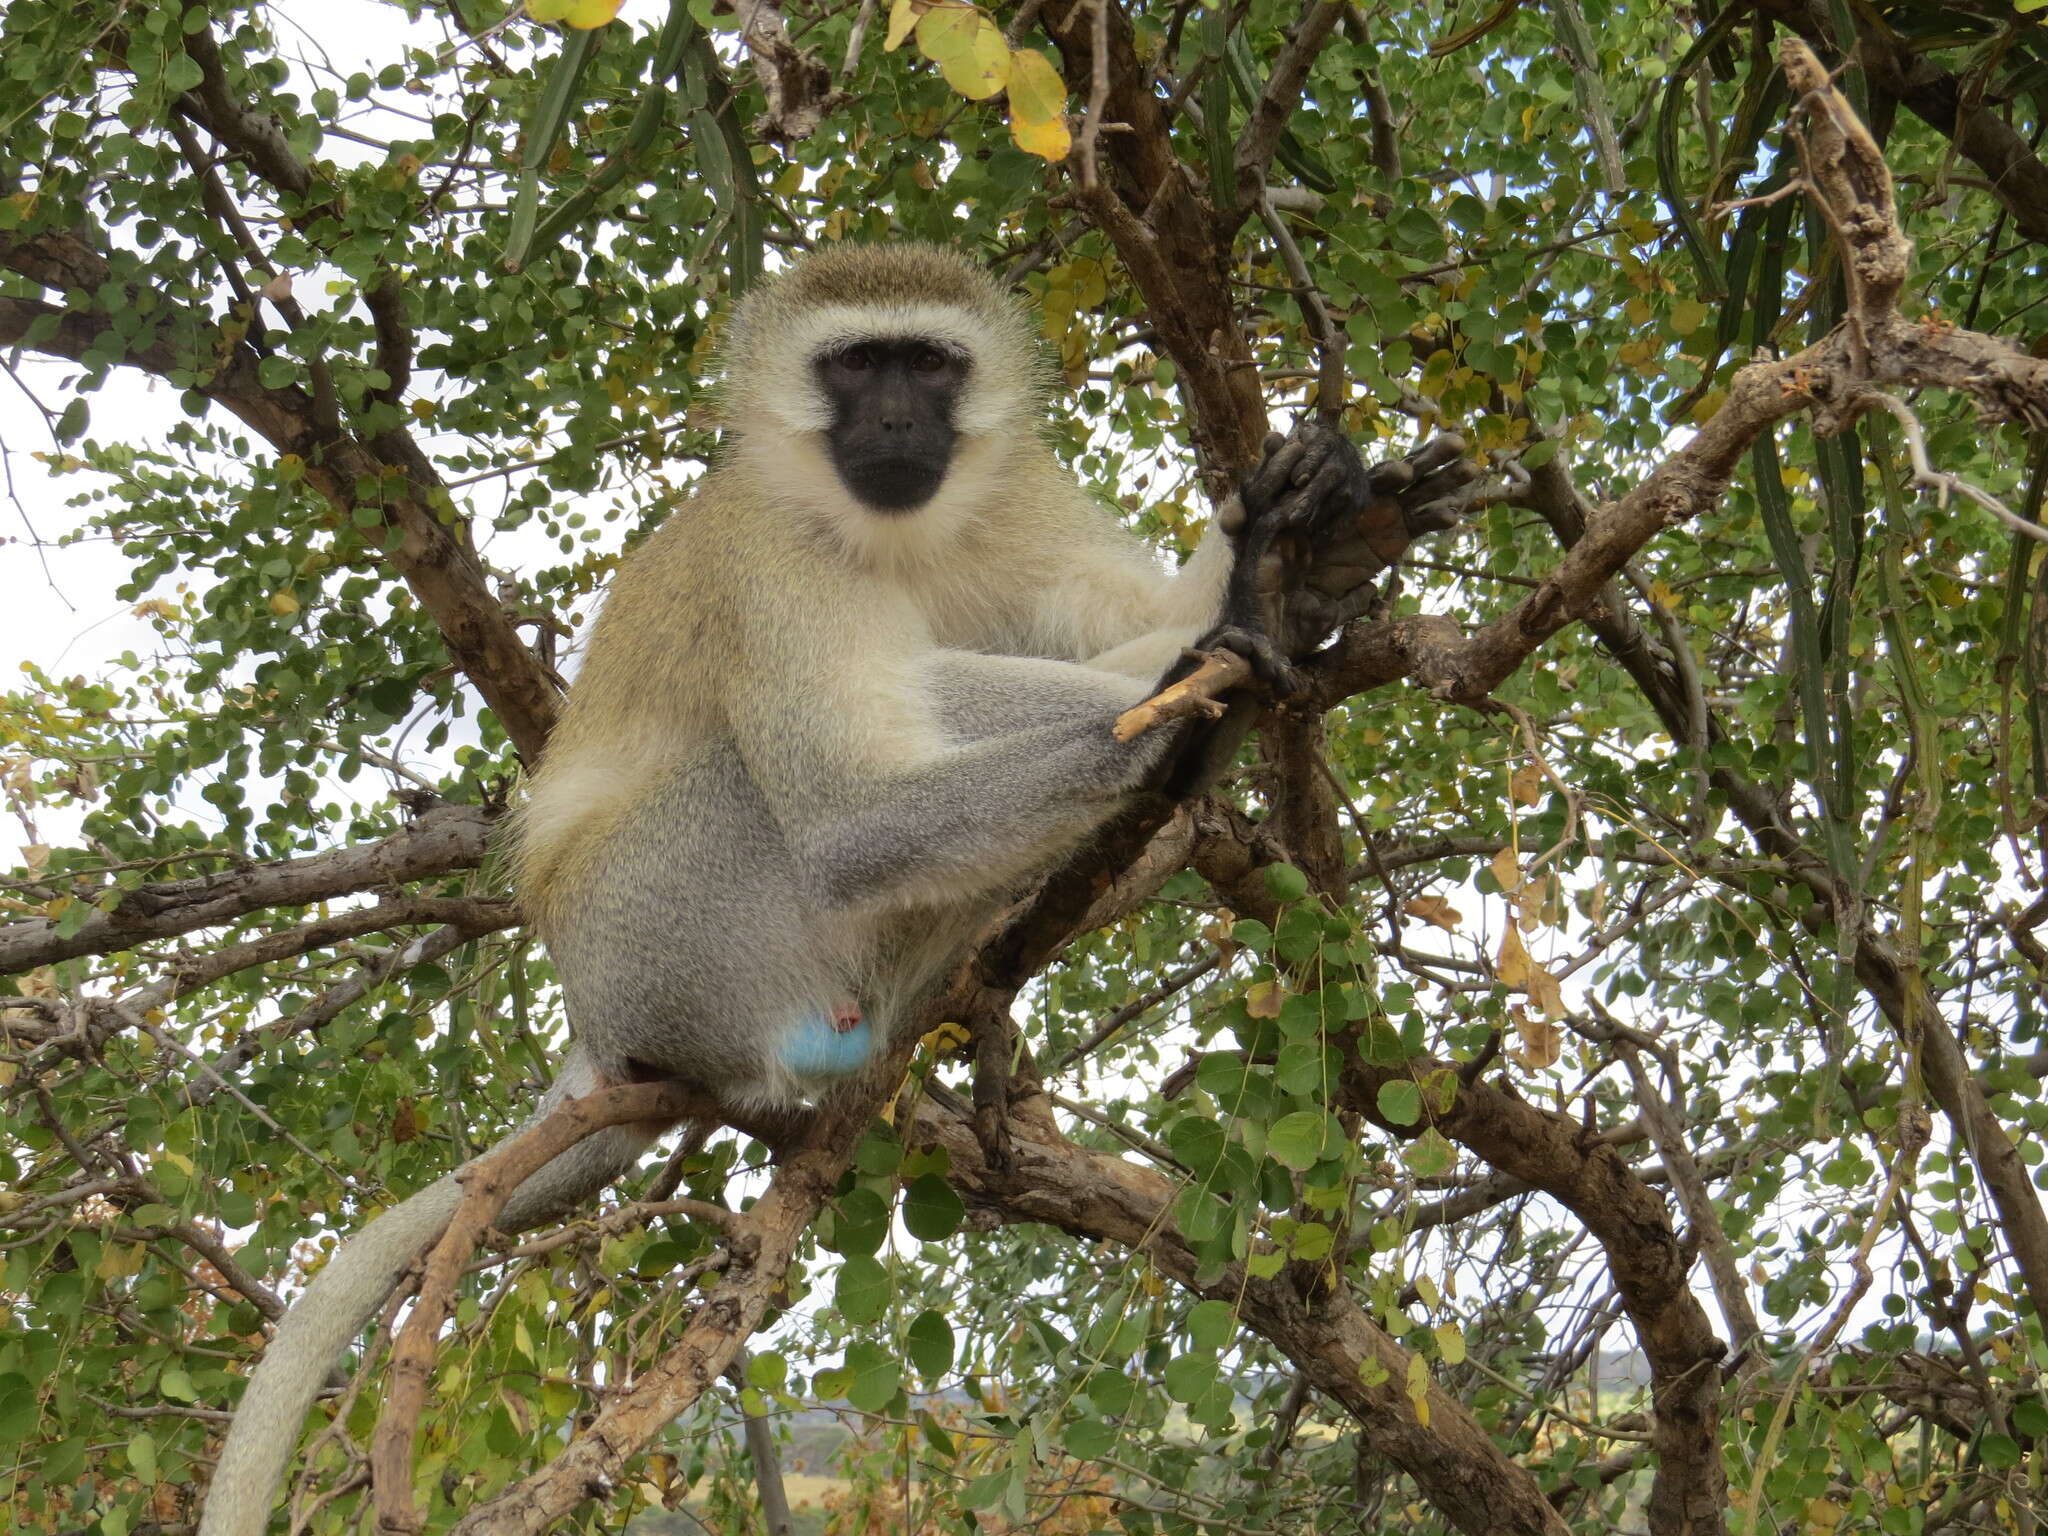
left=1186, top=1299, right=1235, bottom=1353
left=1979, top=1431, right=2022, bottom=1468
left=127, top=1429, right=158, bottom=1482
left=1162, top=1352, right=1216, bottom=1404
left=843, top=1341, right=902, bottom=1413
left=1261, top=863, right=1309, bottom=903
left=907, top=1308, right=953, bottom=1381
left=1064, top=1416, right=1117, bottom=1460
left=831, top=1187, right=891, bottom=1255
left=1402, top=1129, right=1457, bottom=1179
left=158, top=1365, right=197, bottom=1403
left=1377, top=1079, right=1422, bottom=1127
left=0, top=1376, right=38, bottom=1440
left=1288, top=1222, right=1334, bottom=1260
left=1267, top=1111, right=1327, bottom=1170
left=834, top=1253, right=890, bottom=1326
left=901, top=1173, right=964, bottom=1241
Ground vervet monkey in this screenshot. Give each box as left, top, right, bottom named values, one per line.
left=198, top=242, right=1474, bottom=1534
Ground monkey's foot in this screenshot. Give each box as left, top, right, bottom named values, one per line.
left=782, top=1010, right=875, bottom=1078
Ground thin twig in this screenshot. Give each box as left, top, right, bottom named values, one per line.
left=1113, top=650, right=1252, bottom=741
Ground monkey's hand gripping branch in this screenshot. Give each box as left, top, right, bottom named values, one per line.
left=1114, top=650, right=1256, bottom=740
left=1115, top=426, right=1481, bottom=741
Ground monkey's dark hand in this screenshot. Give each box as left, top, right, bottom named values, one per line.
left=1171, top=421, right=1357, bottom=702
left=1218, top=425, right=1480, bottom=657
left=1305, top=431, right=1480, bottom=620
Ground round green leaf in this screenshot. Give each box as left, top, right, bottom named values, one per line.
left=902, top=1172, right=965, bottom=1241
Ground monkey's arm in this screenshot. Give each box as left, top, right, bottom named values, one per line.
left=1039, top=431, right=1476, bottom=687
left=731, top=650, right=1182, bottom=913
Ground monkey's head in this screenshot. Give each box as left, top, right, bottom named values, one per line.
left=720, top=244, right=1046, bottom=544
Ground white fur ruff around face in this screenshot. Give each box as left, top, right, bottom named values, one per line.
left=734, top=430, right=1007, bottom=574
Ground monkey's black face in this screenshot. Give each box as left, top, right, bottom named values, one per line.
left=814, top=339, right=971, bottom=512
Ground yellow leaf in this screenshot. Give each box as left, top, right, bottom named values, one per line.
left=1670, top=297, right=1710, bottom=333
left=1007, top=47, right=1066, bottom=122
left=1245, top=980, right=1286, bottom=1018
left=1434, top=1322, right=1466, bottom=1365
left=918, top=7, right=1009, bottom=99
left=884, top=0, right=922, bottom=51
left=97, top=1241, right=147, bottom=1279
left=1011, top=111, right=1071, bottom=162
left=1407, top=1352, right=1431, bottom=1425
left=1647, top=577, right=1678, bottom=610
left=915, top=8, right=973, bottom=65
left=1509, top=762, right=1543, bottom=806
left=268, top=590, right=300, bottom=617
left=530, top=0, right=623, bottom=26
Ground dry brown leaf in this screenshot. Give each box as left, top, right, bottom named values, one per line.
left=1403, top=895, right=1463, bottom=931
left=1489, top=845, right=1523, bottom=894
left=1512, top=1003, right=1561, bottom=1067
left=1495, top=924, right=1532, bottom=988
left=1509, top=762, right=1544, bottom=806
left=1524, top=957, right=1565, bottom=1019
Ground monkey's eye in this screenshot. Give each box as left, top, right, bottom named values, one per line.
left=910, top=346, right=950, bottom=375
left=837, top=346, right=874, bottom=372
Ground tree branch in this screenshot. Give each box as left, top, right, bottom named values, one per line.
left=0, top=803, right=497, bottom=976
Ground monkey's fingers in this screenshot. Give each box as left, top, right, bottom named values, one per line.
left=1290, top=456, right=1361, bottom=538
left=1363, top=456, right=1417, bottom=498
left=1240, top=436, right=1312, bottom=519
left=1283, top=421, right=1358, bottom=487
left=1303, top=553, right=1385, bottom=602
left=1408, top=452, right=1481, bottom=501
left=1403, top=491, right=1473, bottom=536
left=1405, top=431, right=1469, bottom=478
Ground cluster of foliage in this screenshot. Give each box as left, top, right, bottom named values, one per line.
left=3, top=0, right=2048, bottom=1533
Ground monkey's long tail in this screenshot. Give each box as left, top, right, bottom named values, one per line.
left=196, top=1117, right=658, bottom=1536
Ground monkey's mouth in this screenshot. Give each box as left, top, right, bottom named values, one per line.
left=838, top=452, right=949, bottom=514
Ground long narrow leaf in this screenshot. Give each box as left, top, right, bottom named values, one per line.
left=504, top=26, right=603, bottom=273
